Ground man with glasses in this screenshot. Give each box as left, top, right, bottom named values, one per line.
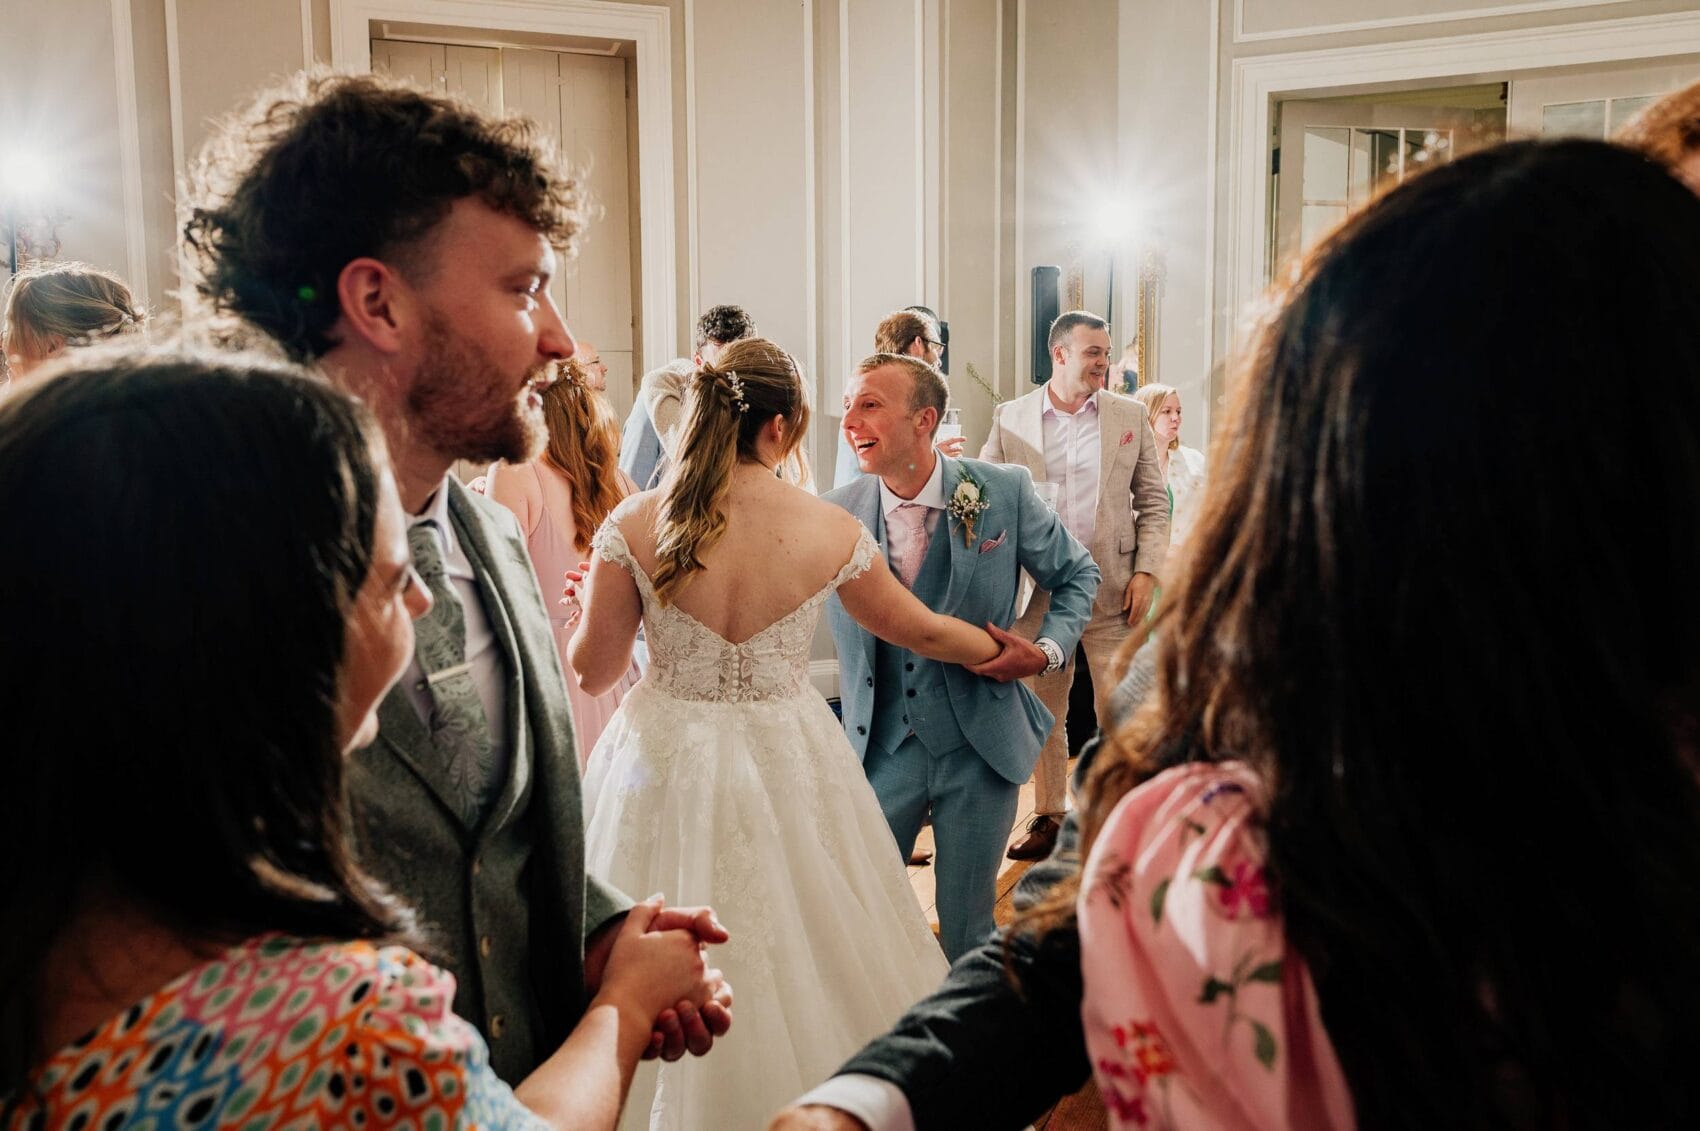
left=833, top=306, right=962, bottom=487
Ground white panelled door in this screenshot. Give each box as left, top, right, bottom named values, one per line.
left=372, top=37, right=638, bottom=424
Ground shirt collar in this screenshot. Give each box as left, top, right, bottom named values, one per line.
left=1041, top=386, right=1100, bottom=419
left=879, top=451, right=948, bottom=517
left=409, top=477, right=460, bottom=560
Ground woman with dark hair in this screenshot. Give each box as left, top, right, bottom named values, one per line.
left=0, top=349, right=716, bottom=1129
left=1053, top=139, right=1700, bottom=1127
left=488, top=362, right=640, bottom=758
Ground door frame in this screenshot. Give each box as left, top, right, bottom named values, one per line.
left=330, top=0, right=677, bottom=373
left=1225, top=9, right=1700, bottom=357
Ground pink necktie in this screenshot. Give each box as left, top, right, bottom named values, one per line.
left=889, top=502, right=931, bottom=589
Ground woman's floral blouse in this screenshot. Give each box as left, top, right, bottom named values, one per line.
left=1079, top=762, right=1355, bottom=1129
left=4, top=935, right=548, bottom=1130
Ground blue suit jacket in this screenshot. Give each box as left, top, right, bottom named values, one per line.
left=823, top=456, right=1101, bottom=785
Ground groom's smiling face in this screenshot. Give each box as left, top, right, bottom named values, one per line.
left=843, top=363, right=931, bottom=477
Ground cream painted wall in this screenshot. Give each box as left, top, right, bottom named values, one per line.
left=1, top=0, right=136, bottom=297
left=690, top=0, right=812, bottom=367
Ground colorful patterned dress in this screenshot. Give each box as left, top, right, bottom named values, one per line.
left=4, top=935, right=548, bottom=1130
left=1078, top=762, right=1355, bottom=1129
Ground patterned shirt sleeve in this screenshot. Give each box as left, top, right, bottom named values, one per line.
left=345, top=948, right=552, bottom=1130
left=1077, top=763, right=1355, bottom=1130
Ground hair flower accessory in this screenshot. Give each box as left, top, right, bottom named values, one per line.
left=726, top=371, right=750, bottom=414
left=947, top=466, right=992, bottom=546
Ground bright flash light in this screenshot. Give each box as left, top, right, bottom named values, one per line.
left=1092, top=199, right=1140, bottom=244
left=1, top=148, right=55, bottom=204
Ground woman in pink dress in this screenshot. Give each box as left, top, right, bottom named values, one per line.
left=1029, top=139, right=1700, bottom=1128
left=488, top=353, right=641, bottom=761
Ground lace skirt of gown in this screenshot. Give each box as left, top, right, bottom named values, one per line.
left=581, top=679, right=950, bottom=1131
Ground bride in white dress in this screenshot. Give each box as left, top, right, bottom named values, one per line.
left=566, top=338, right=999, bottom=1130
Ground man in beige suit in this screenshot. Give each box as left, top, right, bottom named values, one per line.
left=980, top=310, right=1169, bottom=860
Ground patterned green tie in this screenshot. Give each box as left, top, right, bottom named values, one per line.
left=408, top=520, right=496, bottom=825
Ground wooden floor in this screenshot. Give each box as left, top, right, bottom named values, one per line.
left=903, top=769, right=1107, bottom=1131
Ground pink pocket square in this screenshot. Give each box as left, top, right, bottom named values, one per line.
left=1119, top=429, right=1135, bottom=447
left=978, top=531, right=1007, bottom=553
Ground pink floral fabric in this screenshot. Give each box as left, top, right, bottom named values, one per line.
left=1078, top=762, right=1355, bottom=1130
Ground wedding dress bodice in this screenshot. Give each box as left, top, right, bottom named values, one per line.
left=592, top=517, right=878, bottom=704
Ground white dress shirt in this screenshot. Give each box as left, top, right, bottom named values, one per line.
left=1040, top=387, right=1101, bottom=547
left=402, top=482, right=511, bottom=772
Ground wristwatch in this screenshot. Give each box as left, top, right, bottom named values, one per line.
left=1036, top=637, right=1065, bottom=675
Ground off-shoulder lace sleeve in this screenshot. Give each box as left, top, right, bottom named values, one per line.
left=1076, top=762, right=1353, bottom=1130
left=591, top=496, right=647, bottom=578
left=830, top=523, right=882, bottom=590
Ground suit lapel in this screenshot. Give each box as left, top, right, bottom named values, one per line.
left=936, top=456, right=981, bottom=611
left=852, top=476, right=883, bottom=670
left=1011, top=388, right=1048, bottom=482
left=447, top=482, right=532, bottom=832
left=1098, top=394, right=1134, bottom=487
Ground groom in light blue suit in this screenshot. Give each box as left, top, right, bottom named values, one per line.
left=825, top=353, right=1100, bottom=960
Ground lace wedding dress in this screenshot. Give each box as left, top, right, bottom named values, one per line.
left=583, top=515, right=949, bottom=1131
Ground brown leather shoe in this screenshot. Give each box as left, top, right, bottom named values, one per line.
left=1006, top=814, right=1061, bottom=861
left=907, top=849, right=933, bottom=866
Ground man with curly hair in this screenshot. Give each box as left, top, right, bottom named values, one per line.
left=618, top=303, right=758, bottom=490
left=183, top=70, right=732, bottom=1086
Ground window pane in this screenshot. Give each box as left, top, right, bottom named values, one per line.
left=1365, top=129, right=1402, bottom=194
left=1404, top=128, right=1452, bottom=176
left=1543, top=100, right=1607, bottom=139
left=1609, top=95, right=1658, bottom=133
left=1302, top=127, right=1350, bottom=205
left=1300, top=204, right=1348, bottom=251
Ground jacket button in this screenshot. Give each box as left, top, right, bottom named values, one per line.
left=490, top=1014, right=506, bottom=1039
left=480, top=936, right=492, bottom=958
left=856, top=725, right=867, bottom=735
left=902, top=715, right=908, bottom=724
left=906, top=688, right=917, bottom=698
left=866, top=676, right=874, bottom=687
left=471, top=857, right=482, bottom=877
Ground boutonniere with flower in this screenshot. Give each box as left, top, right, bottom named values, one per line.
left=947, top=467, right=992, bottom=546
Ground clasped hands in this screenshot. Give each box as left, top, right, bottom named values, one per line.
left=586, top=897, right=735, bottom=1061
left=964, top=623, right=1047, bottom=682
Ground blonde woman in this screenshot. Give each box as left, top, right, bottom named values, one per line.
left=2, top=262, right=143, bottom=390
left=564, top=338, right=999, bottom=1131
left=1132, top=382, right=1206, bottom=553
left=487, top=361, right=640, bottom=758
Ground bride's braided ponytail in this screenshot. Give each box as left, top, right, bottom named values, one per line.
left=652, top=338, right=811, bottom=604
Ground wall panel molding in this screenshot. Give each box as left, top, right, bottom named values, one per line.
left=111, top=0, right=149, bottom=303
left=1234, top=0, right=1636, bottom=44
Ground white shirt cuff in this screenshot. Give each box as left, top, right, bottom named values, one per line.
left=793, top=1074, right=915, bottom=1131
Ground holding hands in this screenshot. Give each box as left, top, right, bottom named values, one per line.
left=586, top=897, right=735, bottom=1062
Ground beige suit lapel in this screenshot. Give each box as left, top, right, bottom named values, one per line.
left=1008, top=387, right=1048, bottom=482
left=1093, top=394, right=1139, bottom=554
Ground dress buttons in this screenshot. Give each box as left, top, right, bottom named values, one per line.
left=490, top=1014, right=506, bottom=1039
left=471, top=857, right=482, bottom=877
left=480, top=936, right=492, bottom=958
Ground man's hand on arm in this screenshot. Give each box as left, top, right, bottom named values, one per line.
left=584, top=904, right=735, bottom=1061
left=1121, top=571, right=1156, bottom=626
left=964, top=623, right=1049, bottom=682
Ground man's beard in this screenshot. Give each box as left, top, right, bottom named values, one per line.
left=407, top=314, right=548, bottom=465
